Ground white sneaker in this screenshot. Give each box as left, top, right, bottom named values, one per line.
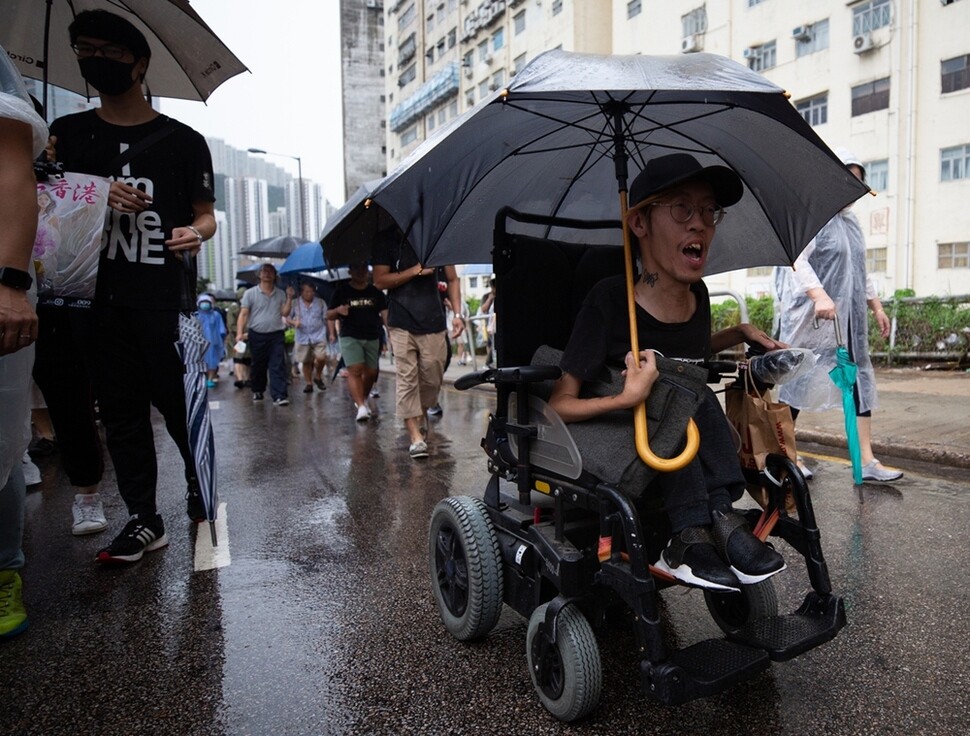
left=72, top=493, right=108, bottom=536
left=861, top=460, right=903, bottom=482
left=356, top=404, right=371, bottom=422
left=21, top=453, right=41, bottom=487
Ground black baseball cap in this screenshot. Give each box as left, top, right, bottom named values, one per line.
left=628, top=153, right=744, bottom=210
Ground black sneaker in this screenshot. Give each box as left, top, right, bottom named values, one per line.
left=654, top=526, right=740, bottom=592
left=27, top=437, right=58, bottom=458
left=252, top=392, right=264, bottom=401
left=186, top=478, right=206, bottom=522
left=427, top=404, right=443, bottom=417
left=303, top=384, right=314, bottom=394
left=96, top=515, right=168, bottom=564
left=712, top=510, right=786, bottom=585
left=314, top=378, right=326, bottom=391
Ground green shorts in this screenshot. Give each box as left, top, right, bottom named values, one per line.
left=339, top=336, right=380, bottom=369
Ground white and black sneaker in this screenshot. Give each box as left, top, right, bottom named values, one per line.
left=711, top=510, right=786, bottom=585
left=654, top=526, right=740, bottom=592
left=96, top=515, right=168, bottom=564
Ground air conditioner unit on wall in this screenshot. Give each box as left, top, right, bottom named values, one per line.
left=791, top=25, right=811, bottom=41
left=743, top=47, right=760, bottom=59
left=484, top=53, right=494, bottom=65
left=464, top=66, right=473, bottom=79
left=853, top=32, right=875, bottom=54
left=681, top=35, right=701, bottom=53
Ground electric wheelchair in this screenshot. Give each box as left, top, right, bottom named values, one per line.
left=428, top=209, right=845, bottom=721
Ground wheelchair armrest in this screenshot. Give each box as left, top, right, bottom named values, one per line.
left=453, top=365, right=563, bottom=391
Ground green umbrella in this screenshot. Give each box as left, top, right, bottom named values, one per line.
left=826, top=316, right=863, bottom=484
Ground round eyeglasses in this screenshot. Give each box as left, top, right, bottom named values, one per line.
left=71, top=42, right=130, bottom=60
left=647, top=201, right=726, bottom=227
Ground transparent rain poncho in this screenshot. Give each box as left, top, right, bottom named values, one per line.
left=776, top=208, right=879, bottom=413
left=0, top=46, right=47, bottom=486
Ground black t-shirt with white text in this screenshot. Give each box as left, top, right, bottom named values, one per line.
left=330, top=283, right=387, bottom=340
left=49, top=111, right=215, bottom=311
left=560, top=275, right=712, bottom=382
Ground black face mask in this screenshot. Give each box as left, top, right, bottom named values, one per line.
left=78, top=57, right=139, bottom=96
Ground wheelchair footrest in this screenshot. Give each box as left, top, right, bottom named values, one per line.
left=727, top=592, right=846, bottom=661
left=642, top=639, right=769, bottom=705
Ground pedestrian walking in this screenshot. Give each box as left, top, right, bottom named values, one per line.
left=0, top=42, right=46, bottom=637
left=45, top=11, right=218, bottom=563
left=776, top=148, right=902, bottom=483
left=236, top=263, right=294, bottom=406
left=372, top=232, right=463, bottom=458
left=194, top=293, right=226, bottom=389
left=327, top=263, right=387, bottom=421
left=287, top=281, right=330, bottom=394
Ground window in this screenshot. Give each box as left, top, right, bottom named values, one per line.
left=942, top=55, right=970, bottom=94
left=866, top=159, right=889, bottom=191
left=448, top=100, right=458, bottom=118
left=866, top=247, right=887, bottom=273
left=628, top=0, right=642, bottom=19
left=852, top=0, right=891, bottom=36
left=426, top=46, right=434, bottom=63
left=491, top=69, right=505, bottom=90
left=398, top=3, right=415, bottom=31
left=398, top=64, right=416, bottom=87
left=851, top=77, right=890, bottom=116
left=747, top=41, right=776, bottom=72
left=478, top=40, right=489, bottom=62
left=462, top=50, right=474, bottom=68
left=426, top=13, right=434, bottom=35
left=478, top=79, right=490, bottom=99
left=514, top=10, right=526, bottom=35
left=438, top=108, right=447, bottom=125
left=400, top=126, right=418, bottom=146
left=795, top=19, right=829, bottom=58
left=552, top=0, right=563, bottom=15
left=941, top=144, right=970, bottom=181
left=448, top=28, right=457, bottom=48
left=466, top=92, right=475, bottom=108
left=427, top=113, right=436, bottom=132
left=469, top=276, right=479, bottom=289
left=796, top=93, right=827, bottom=126
left=492, top=27, right=504, bottom=52
left=682, top=6, right=708, bottom=37
left=938, top=242, right=970, bottom=269
left=513, top=52, right=528, bottom=75
left=437, top=38, right=445, bottom=56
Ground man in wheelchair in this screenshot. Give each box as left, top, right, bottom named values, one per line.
left=548, top=153, right=786, bottom=592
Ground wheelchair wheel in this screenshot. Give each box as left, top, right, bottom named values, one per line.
left=704, top=578, right=779, bottom=634
left=429, top=496, right=504, bottom=641
left=526, top=602, right=602, bottom=722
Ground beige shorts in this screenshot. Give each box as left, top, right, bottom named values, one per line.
left=294, top=342, right=328, bottom=362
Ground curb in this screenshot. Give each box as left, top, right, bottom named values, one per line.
left=796, top=428, right=970, bottom=471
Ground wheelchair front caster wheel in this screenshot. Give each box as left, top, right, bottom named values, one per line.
left=526, top=602, right=602, bottom=722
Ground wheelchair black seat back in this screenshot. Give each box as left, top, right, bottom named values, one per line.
left=429, top=208, right=845, bottom=722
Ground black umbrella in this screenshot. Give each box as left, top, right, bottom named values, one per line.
left=370, top=50, right=868, bottom=273
left=0, top=0, right=248, bottom=114
left=320, top=179, right=391, bottom=267
left=240, top=235, right=305, bottom=259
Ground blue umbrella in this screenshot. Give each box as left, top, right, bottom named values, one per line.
left=279, top=241, right=326, bottom=275
left=175, top=314, right=219, bottom=545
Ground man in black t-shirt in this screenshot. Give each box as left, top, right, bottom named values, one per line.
left=550, top=153, right=786, bottom=593
left=48, top=11, right=217, bottom=564
left=372, top=229, right=463, bottom=460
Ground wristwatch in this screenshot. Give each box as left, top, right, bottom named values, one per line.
left=0, top=267, right=33, bottom=291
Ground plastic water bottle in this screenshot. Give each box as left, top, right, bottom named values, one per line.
left=748, top=348, right=817, bottom=385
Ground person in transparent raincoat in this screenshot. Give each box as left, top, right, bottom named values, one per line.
left=776, top=148, right=901, bottom=483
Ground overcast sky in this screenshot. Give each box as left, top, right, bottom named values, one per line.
left=160, top=0, right=347, bottom=205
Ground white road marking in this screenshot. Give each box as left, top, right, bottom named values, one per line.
left=194, top=502, right=231, bottom=571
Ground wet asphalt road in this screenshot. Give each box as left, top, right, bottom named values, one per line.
left=3, top=376, right=969, bottom=736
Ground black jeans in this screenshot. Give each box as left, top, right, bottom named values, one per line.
left=33, top=302, right=104, bottom=488
left=95, top=306, right=194, bottom=519
left=248, top=329, right=288, bottom=400
left=650, top=389, right=744, bottom=532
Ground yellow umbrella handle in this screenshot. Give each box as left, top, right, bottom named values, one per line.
left=620, top=190, right=700, bottom=472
